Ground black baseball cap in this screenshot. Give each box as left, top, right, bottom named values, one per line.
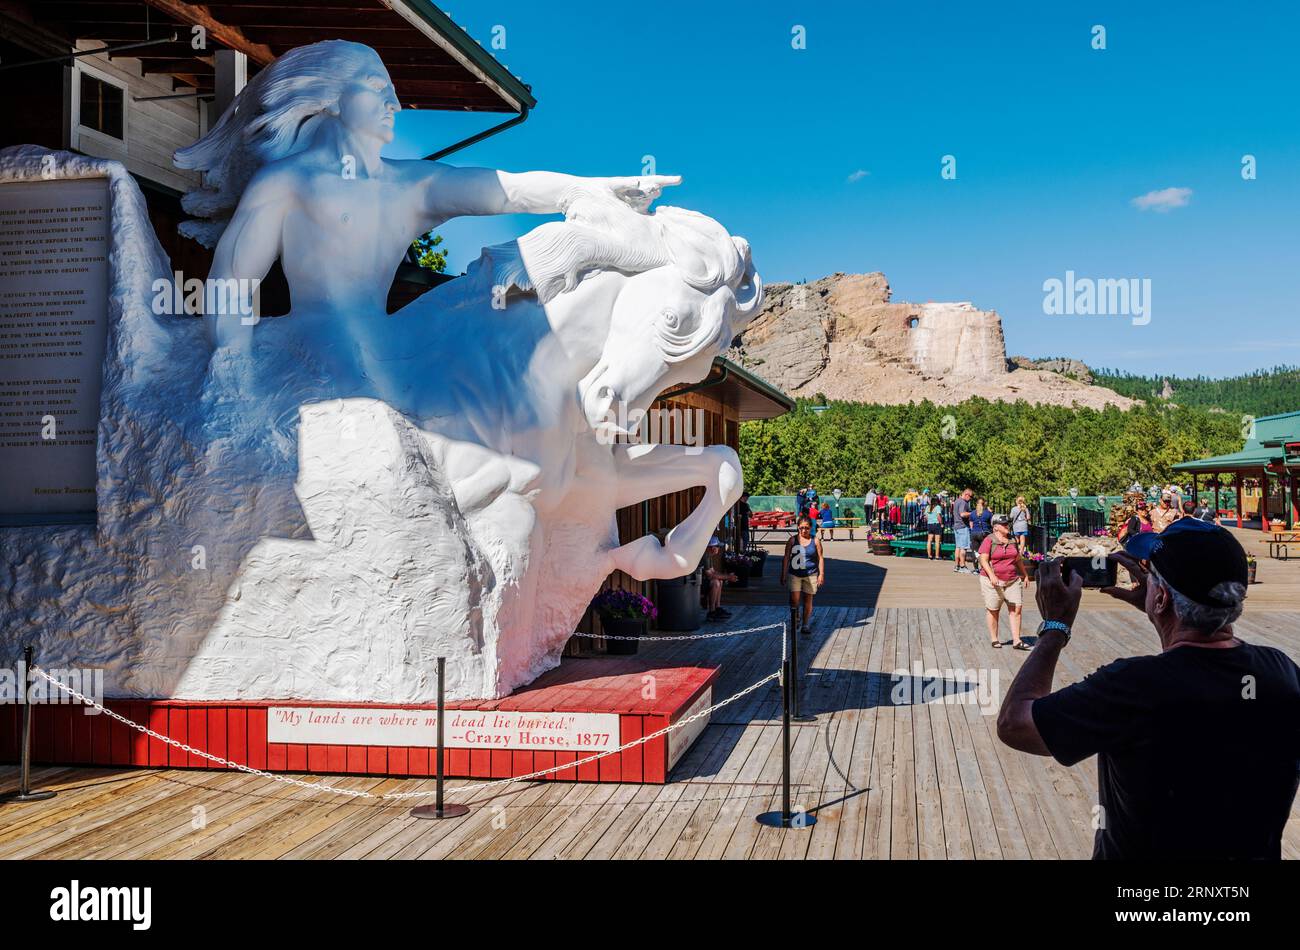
left=1123, top=518, right=1248, bottom=609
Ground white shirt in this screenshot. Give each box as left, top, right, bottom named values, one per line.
left=865, top=491, right=877, bottom=506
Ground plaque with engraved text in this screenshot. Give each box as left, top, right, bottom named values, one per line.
left=0, top=177, right=109, bottom=522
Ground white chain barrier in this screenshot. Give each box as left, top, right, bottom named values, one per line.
left=28, top=663, right=783, bottom=803
left=571, top=620, right=784, bottom=642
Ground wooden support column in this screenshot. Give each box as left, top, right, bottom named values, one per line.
left=1260, top=469, right=1271, bottom=531
left=1234, top=472, right=1244, bottom=529
left=1284, top=470, right=1294, bottom=535
left=214, top=49, right=246, bottom=121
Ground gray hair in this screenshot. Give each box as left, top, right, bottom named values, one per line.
left=1150, top=565, right=1245, bottom=634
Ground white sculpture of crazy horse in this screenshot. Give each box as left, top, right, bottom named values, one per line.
left=0, top=40, right=759, bottom=701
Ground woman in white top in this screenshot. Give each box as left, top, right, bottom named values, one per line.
left=1010, top=495, right=1032, bottom=554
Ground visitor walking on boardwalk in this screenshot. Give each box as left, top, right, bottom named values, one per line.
left=997, top=519, right=1300, bottom=859
left=978, top=514, right=1030, bottom=650
left=781, top=515, right=826, bottom=636
left=864, top=486, right=877, bottom=526
left=925, top=496, right=945, bottom=560
left=969, top=497, right=993, bottom=565
left=952, top=488, right=974, bottom=574
left=1010, top=495, right=1032, bottom=554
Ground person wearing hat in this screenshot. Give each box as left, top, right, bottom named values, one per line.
left=996, top=519, right=1300, bottom=860
left=1117, top=500, right=1154, bottom=542
left=1150, top=491, right=1182, bottom=533
left=701, top=535, right=736, bottom=623
left=977, top=513, right=1031, bottom=650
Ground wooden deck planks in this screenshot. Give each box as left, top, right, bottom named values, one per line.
left=2, top=600, right=1296, bottom=860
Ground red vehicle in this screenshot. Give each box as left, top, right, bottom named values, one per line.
left=749, top=508, right=794, bottom=529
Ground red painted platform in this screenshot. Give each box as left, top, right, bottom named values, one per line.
left=0, top=658, right=719, bottom=785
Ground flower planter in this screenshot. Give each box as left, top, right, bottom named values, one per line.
left=724, top=560, right=750, bottom=588
left=1247, top=561, right=1258, bottom=584
left=589, top=588, right=658, bottom=654
left=869, top=539, right=893, bottom=556
left=599, top=615, right=646, bottom=655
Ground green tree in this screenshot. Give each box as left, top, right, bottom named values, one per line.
left=411, top=231, right=447, bottom=273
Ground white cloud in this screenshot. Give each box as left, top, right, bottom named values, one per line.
left=846, top=169, right=870, bottom=183
left=1131, top=186, right=1192, bottom=212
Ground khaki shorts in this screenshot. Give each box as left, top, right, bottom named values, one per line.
left=980, top=575, right=1023, bottom=611
left=787, top=574, right=819, bottom=595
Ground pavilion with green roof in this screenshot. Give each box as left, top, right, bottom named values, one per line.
left=1173, top=409, right=1300, bottom=531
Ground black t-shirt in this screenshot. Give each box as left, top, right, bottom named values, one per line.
left=1032, top=640, right=1300, bottom=860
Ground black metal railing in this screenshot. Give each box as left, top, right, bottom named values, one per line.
left=873, top=496, right=1108, bottom=556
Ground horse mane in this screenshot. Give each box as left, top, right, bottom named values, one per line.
left=465, top=193, right=748, bottom=306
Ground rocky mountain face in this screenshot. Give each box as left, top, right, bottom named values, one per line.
left=729, top=272, right=1136, bottom=410
left=1008, top=356, right=1094, bottom=384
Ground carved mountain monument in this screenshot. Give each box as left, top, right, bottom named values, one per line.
left=729, top=272, right=1135, bottom=409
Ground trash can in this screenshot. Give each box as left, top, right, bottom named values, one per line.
left=654, top=570, right=703, bottom=631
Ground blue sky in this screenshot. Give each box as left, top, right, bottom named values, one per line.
left=387, top=1, right=1300, bottom=377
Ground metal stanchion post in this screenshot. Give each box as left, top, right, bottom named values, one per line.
left=410, top=657, right=469, bottom=820
left=789, top=606, right=815, bottom=723
left=2, top=646, right=56, bottom=805
left=756, top=647, right=814, bottom=829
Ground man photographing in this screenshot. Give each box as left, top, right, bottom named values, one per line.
left=997, top=518, right=1300, bottom=859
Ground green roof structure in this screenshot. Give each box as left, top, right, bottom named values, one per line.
left=1173, top=409, right=1300, bottom=473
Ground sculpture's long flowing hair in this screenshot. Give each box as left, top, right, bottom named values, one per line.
left=174, top=40, right=384, bottom=247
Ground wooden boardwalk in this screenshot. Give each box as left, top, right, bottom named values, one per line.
left=4, top=590, right=1297, bottom=858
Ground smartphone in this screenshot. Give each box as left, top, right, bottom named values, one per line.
left=1062, top=555, right=1117, bottom=588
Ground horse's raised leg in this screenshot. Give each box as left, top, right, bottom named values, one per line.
left=607, top=442, right=743, bottom=579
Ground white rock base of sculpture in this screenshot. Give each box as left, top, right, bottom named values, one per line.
left=173, top=399, right=493, bottom=701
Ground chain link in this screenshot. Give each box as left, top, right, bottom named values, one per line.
left=29, top=664, right=782, bottom=803
left=571, top=620, right=783, bottom=642
left=384, top=669, right=780, bottom=799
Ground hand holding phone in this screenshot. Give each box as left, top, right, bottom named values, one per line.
left=1035, top=557, right=1083, bottom=629
left=1061, top=555, right=1118, bottom=588
left=1100, top=551, right=1148, bottom=611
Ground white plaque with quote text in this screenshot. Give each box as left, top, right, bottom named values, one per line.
left=0, top=177, right=109, bottom=520
left=267, top=706, right=621, bottom=751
